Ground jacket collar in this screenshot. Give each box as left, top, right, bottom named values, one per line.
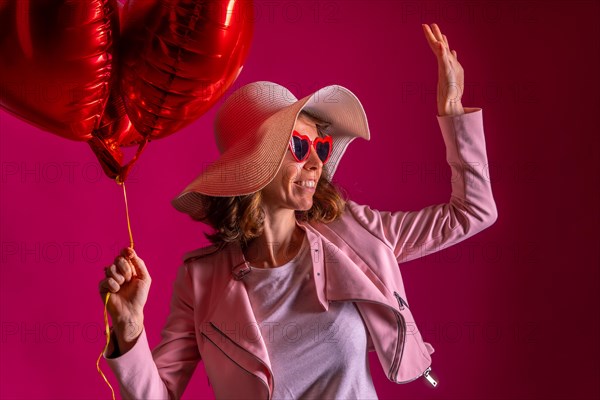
left=301, top=220, right=397, bottom=307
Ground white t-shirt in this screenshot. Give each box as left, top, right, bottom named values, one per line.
left=243, top=236, right=378, bottom=400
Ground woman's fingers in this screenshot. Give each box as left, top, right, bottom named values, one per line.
left=422, top=23, right=448, bottom=59
left=423, top=23, right=460, bottom=67
left=431, top=23, right=444, bottom=43
left=115, top=255, right=134, bottom=281
left=108, top=264, right=125, bottom=284
left=121, top=247, right=151, bottom=283
left=99, top=277, right=121, bottom=294
left=120, top=247, right=137, bottom=278
left=442, top=33, right=459, bottom=60
left=107, top=277, right=120, bottom=292
left=98, top=248, right=150, bottom=299
left=422, top=24, right=438, bottom=52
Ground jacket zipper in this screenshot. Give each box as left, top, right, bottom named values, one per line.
left=329, top=296, right=409, bottom=383
left=390, top=292, right=407, bottom=381
left=392, top=291, right=438, bottom=387
left=331, top=294, right=435, bottom=385
left=393, top=291, right=408, bottom=310
left=423, top=366, right=438, bottom=386
left=208, top=322, right=274, bottom=400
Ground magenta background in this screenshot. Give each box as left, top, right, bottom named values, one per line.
left=1, top=1, right=599, bottom=399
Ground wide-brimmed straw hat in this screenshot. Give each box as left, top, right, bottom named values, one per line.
left=171, top=81, right=370, bottom=220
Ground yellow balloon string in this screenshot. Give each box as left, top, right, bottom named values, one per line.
left=96, top=176, right=135, bottom=400
left=97, top=291, right=116, bottom=400
left=118, top=176, right=135, bottom=249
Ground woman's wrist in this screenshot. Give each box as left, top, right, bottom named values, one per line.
left=114, top=315, right=144, bottom=354
left=438, top=100, right=465, bottom=116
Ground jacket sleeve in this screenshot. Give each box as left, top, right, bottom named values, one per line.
left=103, top=264, right=201, bottom=400
left=347, top=107, right=498, bottom=264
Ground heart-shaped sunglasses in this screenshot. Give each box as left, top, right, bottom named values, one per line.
left=288, top=131, right=333, bottom=164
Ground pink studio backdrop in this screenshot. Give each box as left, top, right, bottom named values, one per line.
left=1, top=1, right=599, bottom=399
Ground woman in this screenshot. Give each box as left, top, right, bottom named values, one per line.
left=99, top=23, right=497, bottom=399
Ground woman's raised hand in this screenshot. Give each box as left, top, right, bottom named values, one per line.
left=422, top=23, right=465, bottom=116
left=99, top=247, right=151, bottom=345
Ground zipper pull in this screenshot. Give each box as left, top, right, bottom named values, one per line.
left=393, top=291, right=405, bottom=310
left=423, top=367, right=438, bottom=387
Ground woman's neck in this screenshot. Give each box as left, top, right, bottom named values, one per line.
left=243, top=208, right=305, bottom=268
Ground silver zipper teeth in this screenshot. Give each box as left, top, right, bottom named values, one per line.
left=208, top=322, right=274, bottom=400
left=391, top=292, right=407, bottom=380
left=392, top=291, right=437, bottom=387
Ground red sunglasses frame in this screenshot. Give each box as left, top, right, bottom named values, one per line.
left=288, top=130, right=333, bottom=164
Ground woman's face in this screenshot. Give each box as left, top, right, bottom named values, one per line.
left=261, top=116, right=323, bottom=213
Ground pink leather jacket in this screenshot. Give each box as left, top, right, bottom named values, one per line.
left=104, top=108, right=497, bottom=399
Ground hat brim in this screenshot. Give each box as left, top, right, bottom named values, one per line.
left=171, top=84, right=370, bottom=220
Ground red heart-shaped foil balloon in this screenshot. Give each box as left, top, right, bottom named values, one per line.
left=0, top=0, right=118, bottom=141
left=118, top=0, right=254, bottom=140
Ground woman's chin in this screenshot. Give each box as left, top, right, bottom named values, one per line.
left=292, top=199, right=313, bottom=212
left=288, top=187, right=315, bottom=211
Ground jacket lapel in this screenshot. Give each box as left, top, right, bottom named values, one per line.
left=302, top=221, right=399, bottom=309
left=203, top=243, right=274, bottom=393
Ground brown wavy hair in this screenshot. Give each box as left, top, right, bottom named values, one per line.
left=196, top=111, right=347, bottom=246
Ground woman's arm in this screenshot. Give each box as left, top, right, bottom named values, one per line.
left=103, top=263, right=200, bottom=400
left=347, top=106, right=497, bottom=264
left=345, top=24, right=496, bottom=263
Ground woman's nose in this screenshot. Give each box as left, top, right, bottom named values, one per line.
left=304, top=146, right=323, bottom=170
